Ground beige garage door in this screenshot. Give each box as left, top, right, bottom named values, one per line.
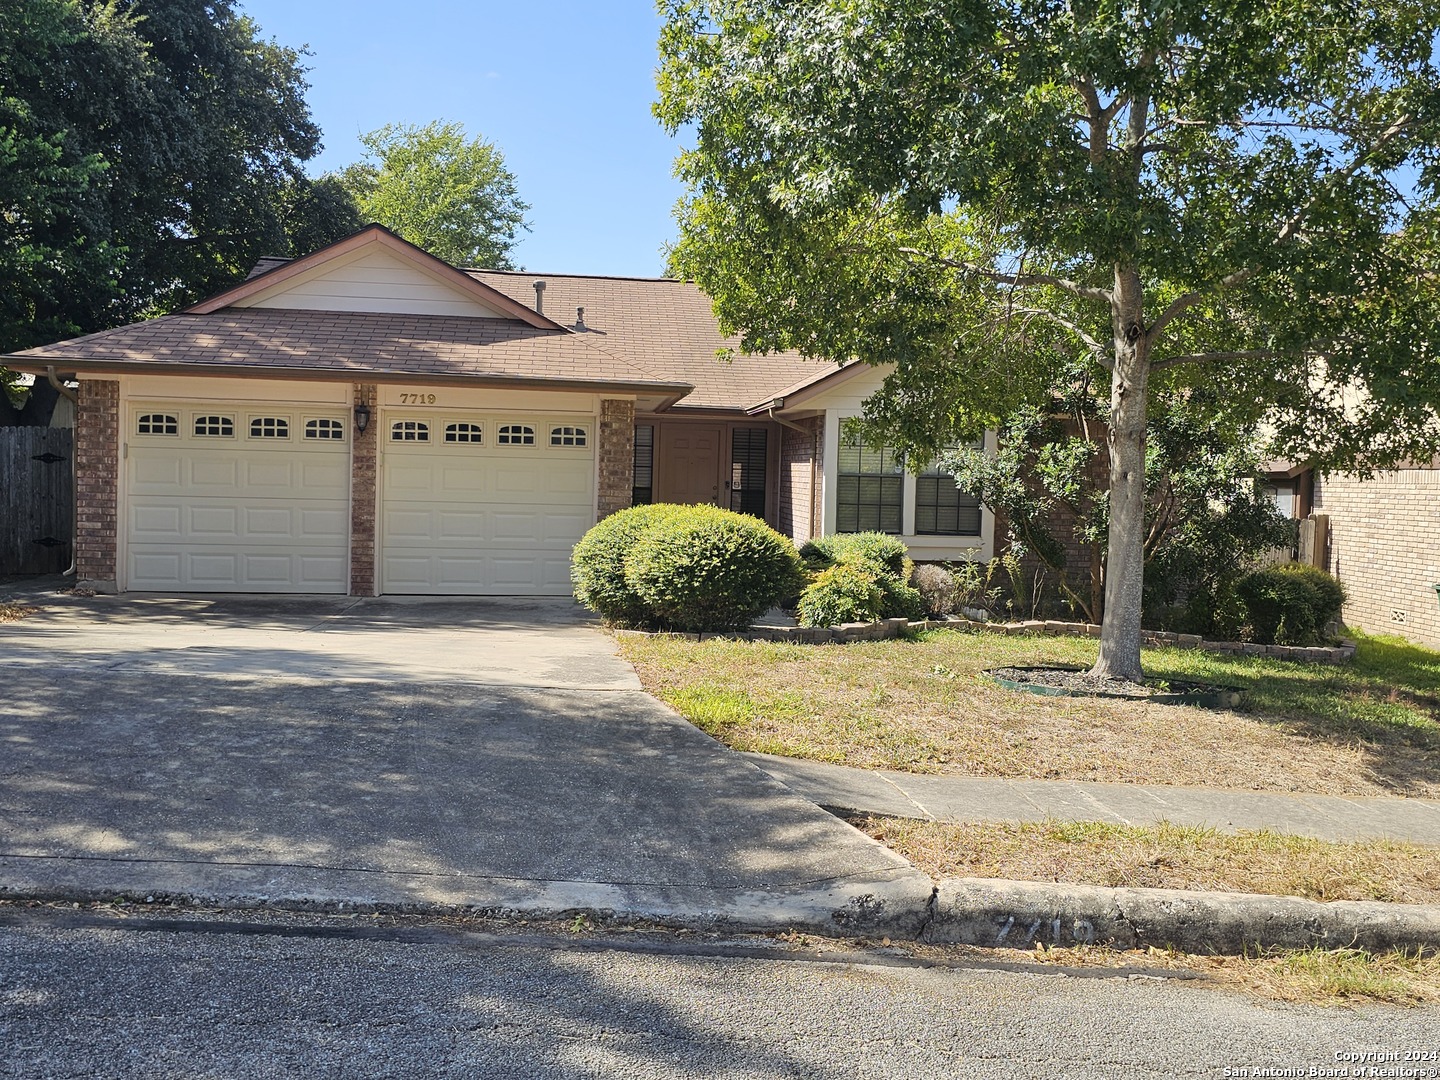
left=125, top=404, right=350, bottom=592
left=380, top=412, right=594, bottom=595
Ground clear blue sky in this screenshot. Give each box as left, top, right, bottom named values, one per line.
left=238, top=1, right=686, bottom=277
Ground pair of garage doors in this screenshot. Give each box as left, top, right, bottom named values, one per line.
left=125, top=403, right=595, bottom=595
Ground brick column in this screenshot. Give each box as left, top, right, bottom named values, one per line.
left=349, top=383, right=378, bottom=596
left=75, top=379, right=119, bottom=592
left=596, top=398, right=636, bottom=520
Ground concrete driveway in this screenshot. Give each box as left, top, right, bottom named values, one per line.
left=0, top=590, right=930, bottom=933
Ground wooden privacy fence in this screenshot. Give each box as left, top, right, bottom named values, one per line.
left=1, top=427, right=74, bottom=575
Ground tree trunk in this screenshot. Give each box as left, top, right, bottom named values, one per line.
left=1091, top=268, right=1150, bottom=681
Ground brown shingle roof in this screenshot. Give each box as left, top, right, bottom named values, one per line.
left=470, top=270, right=835, bottom=411
left=9, top=308, right=690, bottom=397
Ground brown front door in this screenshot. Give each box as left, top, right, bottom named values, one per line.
left=656, top=425, right=723, bottom=506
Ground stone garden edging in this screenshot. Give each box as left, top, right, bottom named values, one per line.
left=613, top=615, right=1357, bottom=663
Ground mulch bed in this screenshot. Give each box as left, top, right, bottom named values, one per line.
left=988, top=664, right=1243, bottom=706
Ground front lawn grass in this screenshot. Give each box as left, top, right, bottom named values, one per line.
left=618, top=628, right=1440, bottom=797
left=849, top=816, right=1440, bottom=905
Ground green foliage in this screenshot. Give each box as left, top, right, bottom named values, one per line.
left=1235, top=565, right=1348, bottom=646
left=877, top=577, right=927, bottom=622
left=335, top=121, right=530, bottom=269
left=0, top=0, right=339, bottom=358
left=570, top=503, right=687, bottom=626
left=623, top=505, right=804, bottom=632
left=941, top=393, right=1294, bottom=628
left=798, top=532, right=910, bottom=581
left=657, top=0, right=1440, bottom=675
left=796, top=563, right=885, bottom=628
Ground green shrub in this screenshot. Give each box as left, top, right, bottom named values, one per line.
left=1234, top=563, right=1348, bottom=645
left=796, top=563, right=886, bottom=627
left=624, top=505, right=805, bottom=632
left=570, top=503, right=687, bottom=625
left=798, top=533, right=910, bottom=581
left=911, top=563, right=958, bottom=616
left=879, top=577, right=928, bottom=621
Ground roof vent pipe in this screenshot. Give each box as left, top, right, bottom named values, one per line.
left=532, top=280, right=546, bottom=315
left=575, top=306, right=585, bottom=330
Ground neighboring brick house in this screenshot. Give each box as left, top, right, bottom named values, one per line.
left=5, top=225, right=993, bottom=596
left=1312, top=466, right=1440, bottom=650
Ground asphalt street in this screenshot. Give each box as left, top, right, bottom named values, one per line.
left=1, top=910, right=1434, bottom=1079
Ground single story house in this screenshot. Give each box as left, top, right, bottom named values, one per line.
left=6, top=225, right=993, bottom=596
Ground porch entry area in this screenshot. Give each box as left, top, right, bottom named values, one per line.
left=633, top=420, right=776, bottom=524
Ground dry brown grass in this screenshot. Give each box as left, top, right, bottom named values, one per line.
left=618, top=629, right=1440, bottom=797
left=999, top=942, right=1440, bottom=1006
left=850, top=815, right=1440, bottom=904
left=0, top=602, right=36, bottom=622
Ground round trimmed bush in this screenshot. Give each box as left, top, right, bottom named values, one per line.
left=1234, top=563, right=1347, bottom=645
left=623, top=505, right=805, bottom=632
left=910, top=563, right=958, bottom=616
left=796, top=563, right=885, bottom=627
left=570, top=503, right=686, bottom=625
left=798, top=532, right=910, bottom=581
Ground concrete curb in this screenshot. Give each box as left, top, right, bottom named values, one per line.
left=0, top=857, right=934, bottom=940
left=9, top=856, right=1440, bottom=955
left=927, top=877, right=1440, bottom=954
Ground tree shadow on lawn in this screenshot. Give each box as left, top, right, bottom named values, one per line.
left=1140, top=635, right=1440, bottom=797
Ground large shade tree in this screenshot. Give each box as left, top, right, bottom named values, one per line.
left=335, top=121, right=530, bottom=269
left=0, top=0, right=351, bottom=356
left=657, top=0, right=1440, bottom=681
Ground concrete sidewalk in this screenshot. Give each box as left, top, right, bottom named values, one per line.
left=745, top=753, right=1440, bottom=845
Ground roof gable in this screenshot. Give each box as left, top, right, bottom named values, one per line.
left=187, top=225, right=561, bottom=329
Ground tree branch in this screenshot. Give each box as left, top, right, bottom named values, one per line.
left=1151, top=348, right=1298, bottom=370
left=1006, top=307, right=1115, bottom=370
left=896, top=247, right=1113, bottom=303
left=1147, top=112, right=1415, bottom=341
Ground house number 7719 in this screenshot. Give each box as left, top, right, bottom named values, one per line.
left=398, top=393, right=437, bottom=404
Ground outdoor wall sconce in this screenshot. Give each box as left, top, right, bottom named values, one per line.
left=354, top=403, right=371, bottom=435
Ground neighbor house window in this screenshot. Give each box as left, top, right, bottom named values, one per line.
left=632, top=425, right=654, bottom=504
left=193, top=415, right=234, bottom=437
left=248, top=417, right=289, bottom=439
left=444, top=422, right=484, bottom=444
left=304, top=418, right=344, bottom=440
left=137, top=413, right=178, bottom=436
left=550, top=425, right=587, bottom=447
left=390, top=420, right=429, bottom=442
left=497, top=423, right=536, bottom=446
left=836, top=429, right=903, bottom=534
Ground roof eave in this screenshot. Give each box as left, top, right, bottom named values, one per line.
left=0, top=356, right=694, bottom=399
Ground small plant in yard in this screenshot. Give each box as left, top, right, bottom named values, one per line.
left=799, top=532, right=910, bottom=580
left=796, top=563, right=886, bottom=627
left=622, top=505, right=805, bottom=632
left=1234, top=564, right=1347, bottom=646
left=795, top=532, right=923, bottom=624
left=911, top=564, right=958, bottom=617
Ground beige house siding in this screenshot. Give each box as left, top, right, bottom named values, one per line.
left=235, top=245, right=510, bottom=318
left=1313, top=468, right=1440, bottom=649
